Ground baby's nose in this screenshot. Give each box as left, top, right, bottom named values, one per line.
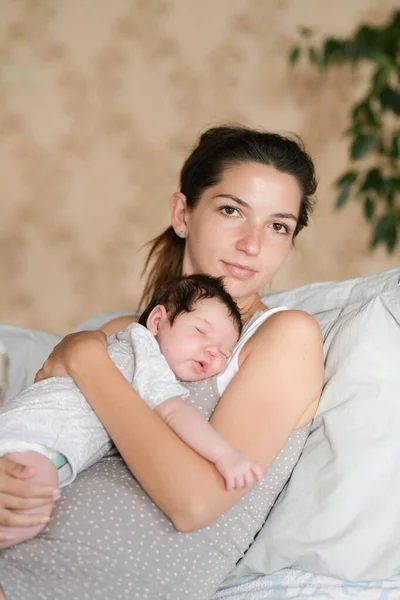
left=205, top=347, right=218, bottom=359
left=204, top=349, right=225, bottom=375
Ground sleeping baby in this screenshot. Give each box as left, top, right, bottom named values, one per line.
left=0, top=274, right=262, bottom=548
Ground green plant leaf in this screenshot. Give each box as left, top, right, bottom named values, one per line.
left=308, top=46, right=319, bottom=65
left=289, top=46, right=301, bottom=65
left=390, top=10, right=400, bottom=27
left=335, top=170, right=358, bottom=208
left=390, top=175, right=400, bottom=190
left=360, top=168, right=385, bottom=194
left=336, top=171, right=359, bottom=186
left=384, top=177, right=398, bottom=207
left=363, top=196, right=375, bottom=220
left=390, top=10, right=400, bottom=30
left=379, top=86, right=400, bottom=115
left=322, top=38, right=347, bottom=68
left=376, top=136, right=387, bottom=156
left=389, top=135, right=400, bottom=159
left=350, top=134, right=376, bottom=159
left=382, top=11, right=400, bottom=56
left=345, top=123, right=362, bottom=137
left=289, top=9, right=400, bottom=254
left=335, top=188, right=350, bottom=209
left=372, top=66, right=390, bottom=92
left=370, top=214, right=398, bottom=252
left=352, top=99, right=381, bottom=128
left=354, top=25, right=384, bottom=60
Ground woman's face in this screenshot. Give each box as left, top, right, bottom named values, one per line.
left=172, top=162, right=302, bottom=302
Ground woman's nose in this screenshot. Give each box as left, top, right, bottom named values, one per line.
left=236, top=224, right=263, bottom=255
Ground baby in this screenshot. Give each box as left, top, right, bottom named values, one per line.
left=0, top=274, right=262, bottom=548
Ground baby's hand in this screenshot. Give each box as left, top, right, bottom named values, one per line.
left=215, top=449, right=263, bottom=491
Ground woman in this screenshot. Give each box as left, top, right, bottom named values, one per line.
left=0, top=126, right=324, bottom=600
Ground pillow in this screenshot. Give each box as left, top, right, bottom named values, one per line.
left=232, top=283, right=400, bottom=581
left=264, top=266, right=400, bottom=315
left=0, top=325, right=61, bottom=403
left=0, top=340, right=8, bottom=406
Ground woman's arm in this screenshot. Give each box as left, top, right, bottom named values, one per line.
left=155, top=397, right=263, bottom=490
left=0, top=316, right=139, bottom=530
left=99, top=315, right=138, bottom=335
left=63, top=309, right=324, bottom=531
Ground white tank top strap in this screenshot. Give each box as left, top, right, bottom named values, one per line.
left=216, top=306, right=288, bottom=397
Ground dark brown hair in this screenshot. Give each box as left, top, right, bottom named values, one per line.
left=140, top=125, right=317, bottom=306
left=139, top=274, right=243, bottom=337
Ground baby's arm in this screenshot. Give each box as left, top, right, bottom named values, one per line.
left=155, top=398, right=263, bottom=491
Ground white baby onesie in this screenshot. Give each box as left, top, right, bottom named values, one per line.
left=0, top=323, right=188, bottom=486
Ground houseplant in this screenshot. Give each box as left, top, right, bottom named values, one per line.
left=289, top=11, right=400, bottom=253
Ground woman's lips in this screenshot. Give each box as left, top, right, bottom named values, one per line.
left=222, top=261, right=257, bottom=281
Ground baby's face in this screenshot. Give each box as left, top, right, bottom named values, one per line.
left=156, top=298, right=240, bottom=382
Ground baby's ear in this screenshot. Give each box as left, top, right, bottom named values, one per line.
left=146, top=305, right=168, bottom=335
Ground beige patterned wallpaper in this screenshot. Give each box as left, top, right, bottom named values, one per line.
left=1, top=0, right=399, bottom=334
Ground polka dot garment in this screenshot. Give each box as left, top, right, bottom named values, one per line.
left=0, top=376, right=309, bottom=600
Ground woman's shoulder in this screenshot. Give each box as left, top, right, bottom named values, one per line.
left=240, top=306, right=320, bottom=347
left=216, top=307, right=323, bottom=401
left=240, top=307, right=323, bottom=368
left=100, top=315, right=139, bottom=335
left=253, top=308, right=321, bottom=340
left=239, top=308, right=324, bottom=426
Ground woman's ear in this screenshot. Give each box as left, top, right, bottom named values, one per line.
left=170, top=192, right=188, bottom=238
left=146, top=305, right=168, bottom=336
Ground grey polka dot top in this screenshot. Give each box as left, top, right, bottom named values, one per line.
left=0, top=309, right=311, bottom=600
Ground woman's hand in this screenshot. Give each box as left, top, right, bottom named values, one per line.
left=0, top=330, right=108, bottom=540
left=0, top=456, right=58, bottom=536
left=34, top=330, right=108, bottom=383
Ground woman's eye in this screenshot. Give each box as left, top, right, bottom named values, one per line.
left=271, top=222, right=290, bottom=234
left=220, top=205, right=240, bottom=217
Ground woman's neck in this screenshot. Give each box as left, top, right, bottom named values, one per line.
left=237, top=294, right=267, bottom=324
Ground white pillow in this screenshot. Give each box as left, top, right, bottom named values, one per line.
left=264, top=267, right=400, bottom=316
left=0, top=325, right=61, bottom=403
left=233, top=283, right=400, bottom=581
left=0, top=340, right=8, bottom=406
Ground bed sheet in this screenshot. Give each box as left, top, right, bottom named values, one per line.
left=213, top=570, right=400, bottom=599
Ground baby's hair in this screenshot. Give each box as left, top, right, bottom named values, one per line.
left=138, top=274, right=243, bottom=336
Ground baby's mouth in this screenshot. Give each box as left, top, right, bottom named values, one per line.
left=193, top=360, right=207, bottom=374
